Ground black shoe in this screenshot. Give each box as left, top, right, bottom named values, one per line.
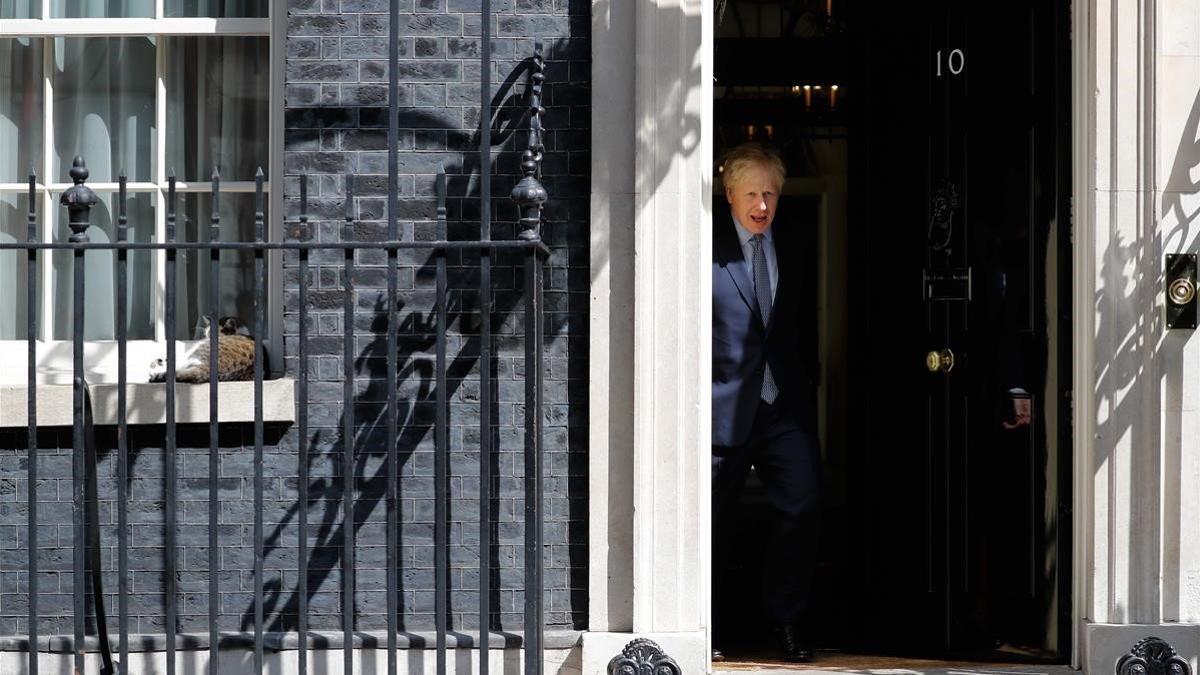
left=773, top=623, right=814, bottom=663
left=712, top=648, right=726, bottom=663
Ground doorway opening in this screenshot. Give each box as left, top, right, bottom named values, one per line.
left=711, top=0, right=1073, bottom=663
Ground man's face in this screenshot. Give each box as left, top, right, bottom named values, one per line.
left=725, top=163, right=780, bottom=234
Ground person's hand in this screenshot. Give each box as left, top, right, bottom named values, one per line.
left=1001, top=396, right=1032, bottom=430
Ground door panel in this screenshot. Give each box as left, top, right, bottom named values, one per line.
left=850, top=0, right=1070, bottom=658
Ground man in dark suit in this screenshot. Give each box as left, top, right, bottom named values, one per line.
left=712, top=143, right=820, bottom=663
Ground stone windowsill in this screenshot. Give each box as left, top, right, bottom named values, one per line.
left=0, top=379, right=296, bottom=428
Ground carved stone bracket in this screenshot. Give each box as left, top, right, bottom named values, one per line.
left=607, top=638, right=683, bottom=675
left=1117, top=636, right=1192, bottom=675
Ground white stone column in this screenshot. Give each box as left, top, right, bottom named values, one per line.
left=1157, top=0, right=1200, bottom=633
left=1079, top=0, right=1200, bottom=670
left=586, top=0, right=712, bottom=673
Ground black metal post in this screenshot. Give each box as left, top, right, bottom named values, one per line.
left=342, top=173, right=356, bottom=675
left=479, top=2, right=494, bottom=665
left=296, top=174, right=310, bottom=675
left=253, top=167, right=267, bottom=675
left=208, top=169, right=222, bottom=675
left=164, top=173, right=179, bottom=675
left=387, top=0, right=401, bottom=663
left=387, top=4, right=401, bottom=673
left=61, top=156, right=96, bottom=675
left=509, top=55, right=548, bottom=671
left=116, top=173, right=130, bottom=675
left=522, top=249, right=544, bottom=675
left=25, top=166, right=38, bottom=675
left=435, top=172, right=449, bottom=675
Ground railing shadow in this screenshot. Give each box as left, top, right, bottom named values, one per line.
left=245, top=49, right=575, bottom=636
left=1146, top=86, right=1200, bottom=620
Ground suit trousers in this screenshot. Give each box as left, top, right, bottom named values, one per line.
left=712, top=397, right=821, bottom=625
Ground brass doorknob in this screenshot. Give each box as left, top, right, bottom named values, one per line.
left=926, top=348, right=955, bottom=373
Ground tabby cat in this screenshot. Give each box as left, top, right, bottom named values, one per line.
left=148, top=316, right=255, bottom=383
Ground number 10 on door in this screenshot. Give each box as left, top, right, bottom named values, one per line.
left=936, top=49, right=965, bottom=77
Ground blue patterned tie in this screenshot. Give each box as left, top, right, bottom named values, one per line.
left=751, top=234, right=778, bottom=404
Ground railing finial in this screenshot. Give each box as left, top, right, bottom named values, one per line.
left=512, top=43, right=547, bottom=241
left=60, top=156, right=97, bottom=243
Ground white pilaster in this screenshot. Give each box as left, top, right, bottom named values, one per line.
left=588, top=0, right=712, bottom=671
left=1081, top=0, right=1161, bottom=632
left=1157, top=0, right=1200, bottom=629
left=1078, top=0, right=1200, bottom=670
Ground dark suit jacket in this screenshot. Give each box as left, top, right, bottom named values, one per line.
left=712, top=212, right=817, bottom=447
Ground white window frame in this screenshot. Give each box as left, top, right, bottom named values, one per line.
left=0, top=2, right=284, bottom=384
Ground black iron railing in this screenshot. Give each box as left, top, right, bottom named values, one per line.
left=4, top=1, right=554, bottom=672
left=5, top=52, right=550, bottom=675
left=5, top=152, right=549, bottom=675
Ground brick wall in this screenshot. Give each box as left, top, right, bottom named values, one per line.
left=0, top=0, right=588, bottom=640
left=1, top=425, right=298, bottom=636
left=281, top=0, right=589, bottom=631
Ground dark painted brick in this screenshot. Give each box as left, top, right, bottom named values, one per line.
left=448, top=0, right=513, bottom=10
left=415, top=37, right=442, bottom=57
left=287, top=60, right=358, bottom=83
left=341, top=37, right=411, bottom=59
left=340, top=84, right=391, bottom=106
left=361, top=60, right=461, bottom=82
left=288, top=15, right=357, bottom=36
left=404, top=14, right=461, bottom=34
left=288, top=37, right=321, bottom=59
left=285, top=107, right=358, bottom=129
left=413, top=84, right=447, bottom=106
left=447, top=37, right=479, bottom=58
left=286, top=83, right=322, bottom=106
left=339, top=0, right=395, bottom=11
left=285, top=152, right=353, bottom=174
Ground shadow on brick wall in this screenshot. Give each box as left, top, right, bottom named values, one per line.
left=258, top=45, right=587, bottom=635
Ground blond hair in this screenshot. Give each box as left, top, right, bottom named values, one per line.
left=721, top=143, right=786, bottom=191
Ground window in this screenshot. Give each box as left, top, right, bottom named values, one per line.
left=0, top=2, right=278, bottom=372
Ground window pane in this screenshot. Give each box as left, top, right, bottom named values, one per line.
left=0, top=192, right=31, bottom=340
left=53, top=37, right=156, bottom=183
left=173, top=192, right=261, bottom=338
left=164, top=0, right=266, bottom=17
left=0, top=38, right=42, bottom=184
left=166, top=36, right=269, bottom=182
left=51, top=192, right=155, bottom=340
left=0, top=1, right=40, bottom=18
left=52, top=0, right=153, bottom=17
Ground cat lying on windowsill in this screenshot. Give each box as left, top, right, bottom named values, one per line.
left=148, top=316, right=256, bottom=383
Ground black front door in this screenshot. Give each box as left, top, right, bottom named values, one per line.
left=849, top=0, right=1071, bottom=658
